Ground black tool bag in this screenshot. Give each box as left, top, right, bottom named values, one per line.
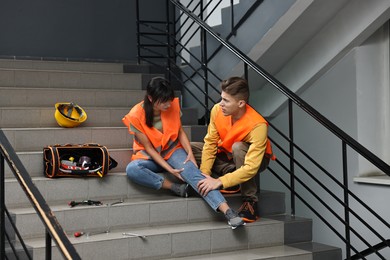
left=43, top=143, right=117, bottom=178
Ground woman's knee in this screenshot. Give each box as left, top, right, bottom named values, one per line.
left=126, top=161, right=141, bottom=180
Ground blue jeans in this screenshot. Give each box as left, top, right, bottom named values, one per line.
left=126, top=148, right=226, bottom=211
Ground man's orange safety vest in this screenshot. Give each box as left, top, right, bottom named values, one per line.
left=214, top=104, right=275, bottom=160
left=122, top=98, right=182, bottom=160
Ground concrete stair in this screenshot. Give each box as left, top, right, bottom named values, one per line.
left=1, top=59, right=341, bottom=259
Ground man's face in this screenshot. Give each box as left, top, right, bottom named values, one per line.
left=219, top=91, right=241, bottom=116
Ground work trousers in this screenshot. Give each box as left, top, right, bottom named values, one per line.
left=191, top=142, right=269, bottom=202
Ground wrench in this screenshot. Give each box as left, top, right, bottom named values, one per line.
left=122, top=232, right=147, bottom=238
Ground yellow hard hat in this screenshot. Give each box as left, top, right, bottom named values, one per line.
left=54, top=102, right=87, bottom=128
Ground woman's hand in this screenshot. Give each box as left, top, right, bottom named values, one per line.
left=183, top=152, right=198, bottom=168
left=197, top=174, right=222, bottom=196
left=178, top=127, right=198, bottom=168
left=170, top=168, right=185, bottom=181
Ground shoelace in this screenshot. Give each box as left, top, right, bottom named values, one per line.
left=238, top=202, right=255, bottom=215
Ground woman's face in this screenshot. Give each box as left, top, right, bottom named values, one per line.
left=153, top=99, right=172, bottom=112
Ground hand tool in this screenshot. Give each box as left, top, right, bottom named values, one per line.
left=122, top=232, right=147, bottom=238
left=108, top=198, right=124, bottom=207
left=74, top=230, right=109, bottom=238
left=68, top=199, right=103, bottom=207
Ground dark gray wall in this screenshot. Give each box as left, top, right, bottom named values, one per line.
left=0, top=0, right=167, bottom=62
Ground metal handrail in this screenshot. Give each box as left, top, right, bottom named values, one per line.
left=138, top=0, right=257, bottom=117
left=351, top=240, right=390, bottom=260
left=267, top=166, right=366, bottom=260
left=137, top=1, right=390, bottom=258
left=268, top=136, right=388, bottom=259
left=169, top=0, right=390, bottom=176
left=138, top=28, right=221, bottom=101
left=206, top=0, right=264, bottom=63
left=4, top=206, right=33, bottom=259
left=267, top=121, right=390, bottom=230
left=0, top=130, right=81, bottom=260
left=176, top=0, right=223, bottom=50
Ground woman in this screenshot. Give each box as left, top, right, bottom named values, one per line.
left=122, top=77, right=244, bottom=229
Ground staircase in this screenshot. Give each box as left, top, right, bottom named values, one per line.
left=1, top=59, right=341, bottom=259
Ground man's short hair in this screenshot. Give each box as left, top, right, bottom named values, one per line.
left=220, top=77, right=249, bottom=102
left=221, top=77, right=249, bottom=103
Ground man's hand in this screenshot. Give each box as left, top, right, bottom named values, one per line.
left=197, top=174, right=222, bottom=196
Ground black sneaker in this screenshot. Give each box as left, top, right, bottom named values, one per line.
left=238, top=201, right=259, bottom=223
left=224, top=208, right=245, bottom=229
left=171, top=183, right=189, bottom=198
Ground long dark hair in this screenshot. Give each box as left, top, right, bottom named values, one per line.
left=143, top=77, right=175, bottom=127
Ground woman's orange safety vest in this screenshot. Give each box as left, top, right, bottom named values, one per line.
left=214, top=104, right=275, bottom=160
left=122, top=98, right=182, bottom=160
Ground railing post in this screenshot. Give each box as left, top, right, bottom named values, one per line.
left=135, top=0, right=141, bottom=65
left=342, top=141, right=351, bottom=259
left=288, top=99, right=295, bottom=216
left=200, top=0, right=209, bottom=124
left=171, top=0, right=177, bottom=70
left=230, top=0, right=236, bottom=36
left=45, top=230, right=52, bottom=259
left=165, top=0, right=172, bottom=82
left=244, top=63, right=248, bottom=81
left=0, top=152, right=5, bottom=260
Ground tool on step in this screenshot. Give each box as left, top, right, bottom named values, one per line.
left=122, top=232, right=147, bottom=239
left=74, top=230, right=109, bottom=238
left=68, top=199, right=103, bottom=207
left=108, top=198, right=124, bottom=206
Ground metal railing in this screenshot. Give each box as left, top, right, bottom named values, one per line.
left=136, top=0, right=261, bottom=123
left=0, top=130, right=81, bottom=259
left=136, top=0, right=390, bottom=259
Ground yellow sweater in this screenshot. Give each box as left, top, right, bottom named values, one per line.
left=200, top=104, right=268, bottom=188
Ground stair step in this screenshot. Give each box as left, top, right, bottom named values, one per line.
left=0, top=68, right=143, bottom=90
left=4, top=149, right=131, bottom=178
left=2, top=127, right=133, bottom=151
left=10, top=195, right=223, bottom=239
left=9, top=190, right=287, bottom=240
left=0, top=107, right=132, bottom=128
left=2, top=125, right=206, bottom=153
left=6, top=167, right=286, bottom=212
left=0, top=106, right=199, bottom=129
left=0, top=87, right=146, bottom=107
left=24, top=219, right=298, bottom=260
left=0, top=59, right=125, bottom=73
left=164, top=242, right=341, bottom=260
left=3, top=126, right=206, bottom=179
left=5, top=173, right=133, bottom=207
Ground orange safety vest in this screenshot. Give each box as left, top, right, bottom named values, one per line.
left=122, top=98, right=182, bottom=160
left=214, top=104, right=275, bottom=160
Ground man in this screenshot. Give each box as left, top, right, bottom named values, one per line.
left=192, top=77, right=275, bottom=223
